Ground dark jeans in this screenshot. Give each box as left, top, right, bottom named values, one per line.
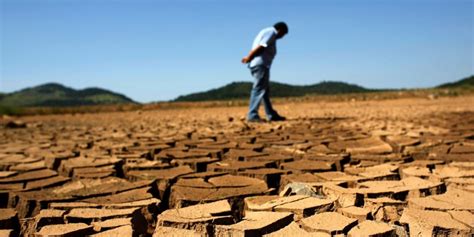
left=247, top=65, right=278, bottom=120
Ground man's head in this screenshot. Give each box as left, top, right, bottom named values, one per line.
left=274, top=22, right=288, bottom=39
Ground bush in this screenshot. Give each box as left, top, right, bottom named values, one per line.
left=0, top=105, right=22, bottom=115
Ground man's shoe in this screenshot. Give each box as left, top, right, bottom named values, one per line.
left=269, top=115, right=286, bottom=122
left=247, top=118, right=264, bottom=123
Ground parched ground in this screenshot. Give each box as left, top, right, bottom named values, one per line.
left=0, top=95, right=473, bottom=236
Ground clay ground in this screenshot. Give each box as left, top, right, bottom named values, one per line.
left=0, top=95, right=473, bottom=236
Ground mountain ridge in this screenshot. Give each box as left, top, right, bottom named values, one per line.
left=174, top=75, right=474, bottom=102
left=174, top=81, right=372, bottom=102
left=437, top=75, right=474, bottom=88
left=0, top=83, right=136, bottom=107
left=1, top=75, right=472, bottom=107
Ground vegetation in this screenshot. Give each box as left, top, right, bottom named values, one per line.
left=437, top=75, right=474, bottom=88
left=174, top=81, right=371, bottom=102
left=1, top=75, right=473, bottom=116
left=0, top=83, right=136, bottom=108
left=0, top=105, right=23, bottom=116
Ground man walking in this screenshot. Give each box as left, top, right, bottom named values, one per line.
left=242, top=22, right=288, bottom=122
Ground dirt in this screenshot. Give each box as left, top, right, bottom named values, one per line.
left=0, top=95, right=473, bottom=236
left=300, top=212, right=358, bottom=234
left=347, top=220, right=395, bottom=237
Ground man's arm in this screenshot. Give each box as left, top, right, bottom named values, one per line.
left=241, top=45, right=264, bottom=64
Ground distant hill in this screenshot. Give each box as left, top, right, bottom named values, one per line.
left=437, top=75, right=474, bottom=88
left=0, top=83, right=136, bottom=107
left=174, top=81, right=371, bottom=101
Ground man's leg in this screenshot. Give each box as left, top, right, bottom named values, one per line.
left=260, top=68, right=279, bottom=120
left=247, top=66, right=267, bottom=120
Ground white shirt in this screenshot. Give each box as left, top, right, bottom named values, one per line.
left=249, top=27, right=278, bottom=68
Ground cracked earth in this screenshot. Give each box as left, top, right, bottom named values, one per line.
left=0, top=95, right=473, bottom=236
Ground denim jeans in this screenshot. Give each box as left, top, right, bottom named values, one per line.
left=247, top=65, right=278, bottom=120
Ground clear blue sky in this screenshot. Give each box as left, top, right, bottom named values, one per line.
left=1, top=0, right=472, bottom=102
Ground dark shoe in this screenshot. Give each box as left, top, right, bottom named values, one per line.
left=269, top=115, right=286, bottom=122
left=247, top=117, right=264, bottom=123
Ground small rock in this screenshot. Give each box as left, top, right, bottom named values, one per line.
left=5, top=120, right=26, bottom=129
left=279, top=182, right=322, bottom=198
left=427, top=94, right=438, bottom=100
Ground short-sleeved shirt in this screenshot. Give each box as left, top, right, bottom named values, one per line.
left=249, top=27, right=278, bottom=68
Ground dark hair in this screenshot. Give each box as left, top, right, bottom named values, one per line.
left=274, top=22, right=288, bottom=35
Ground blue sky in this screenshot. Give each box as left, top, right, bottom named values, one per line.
left=1, top=0, right=472, bottom=102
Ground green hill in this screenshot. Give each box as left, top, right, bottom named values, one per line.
left=174, top=81, right=371, bottom=102
left=437, top=75, right=474, bottom=88
left=0, top=83, right=136, bottom=107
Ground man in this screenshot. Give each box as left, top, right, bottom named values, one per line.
left=242, top=22, right=288, bottom=122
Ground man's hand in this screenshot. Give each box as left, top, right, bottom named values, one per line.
left=241, top=45, right=264, bottom=64
left=241, top=56, right=251, bottom=64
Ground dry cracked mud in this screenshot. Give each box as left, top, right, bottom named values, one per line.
left=0, top=96, right=473, bottom=236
